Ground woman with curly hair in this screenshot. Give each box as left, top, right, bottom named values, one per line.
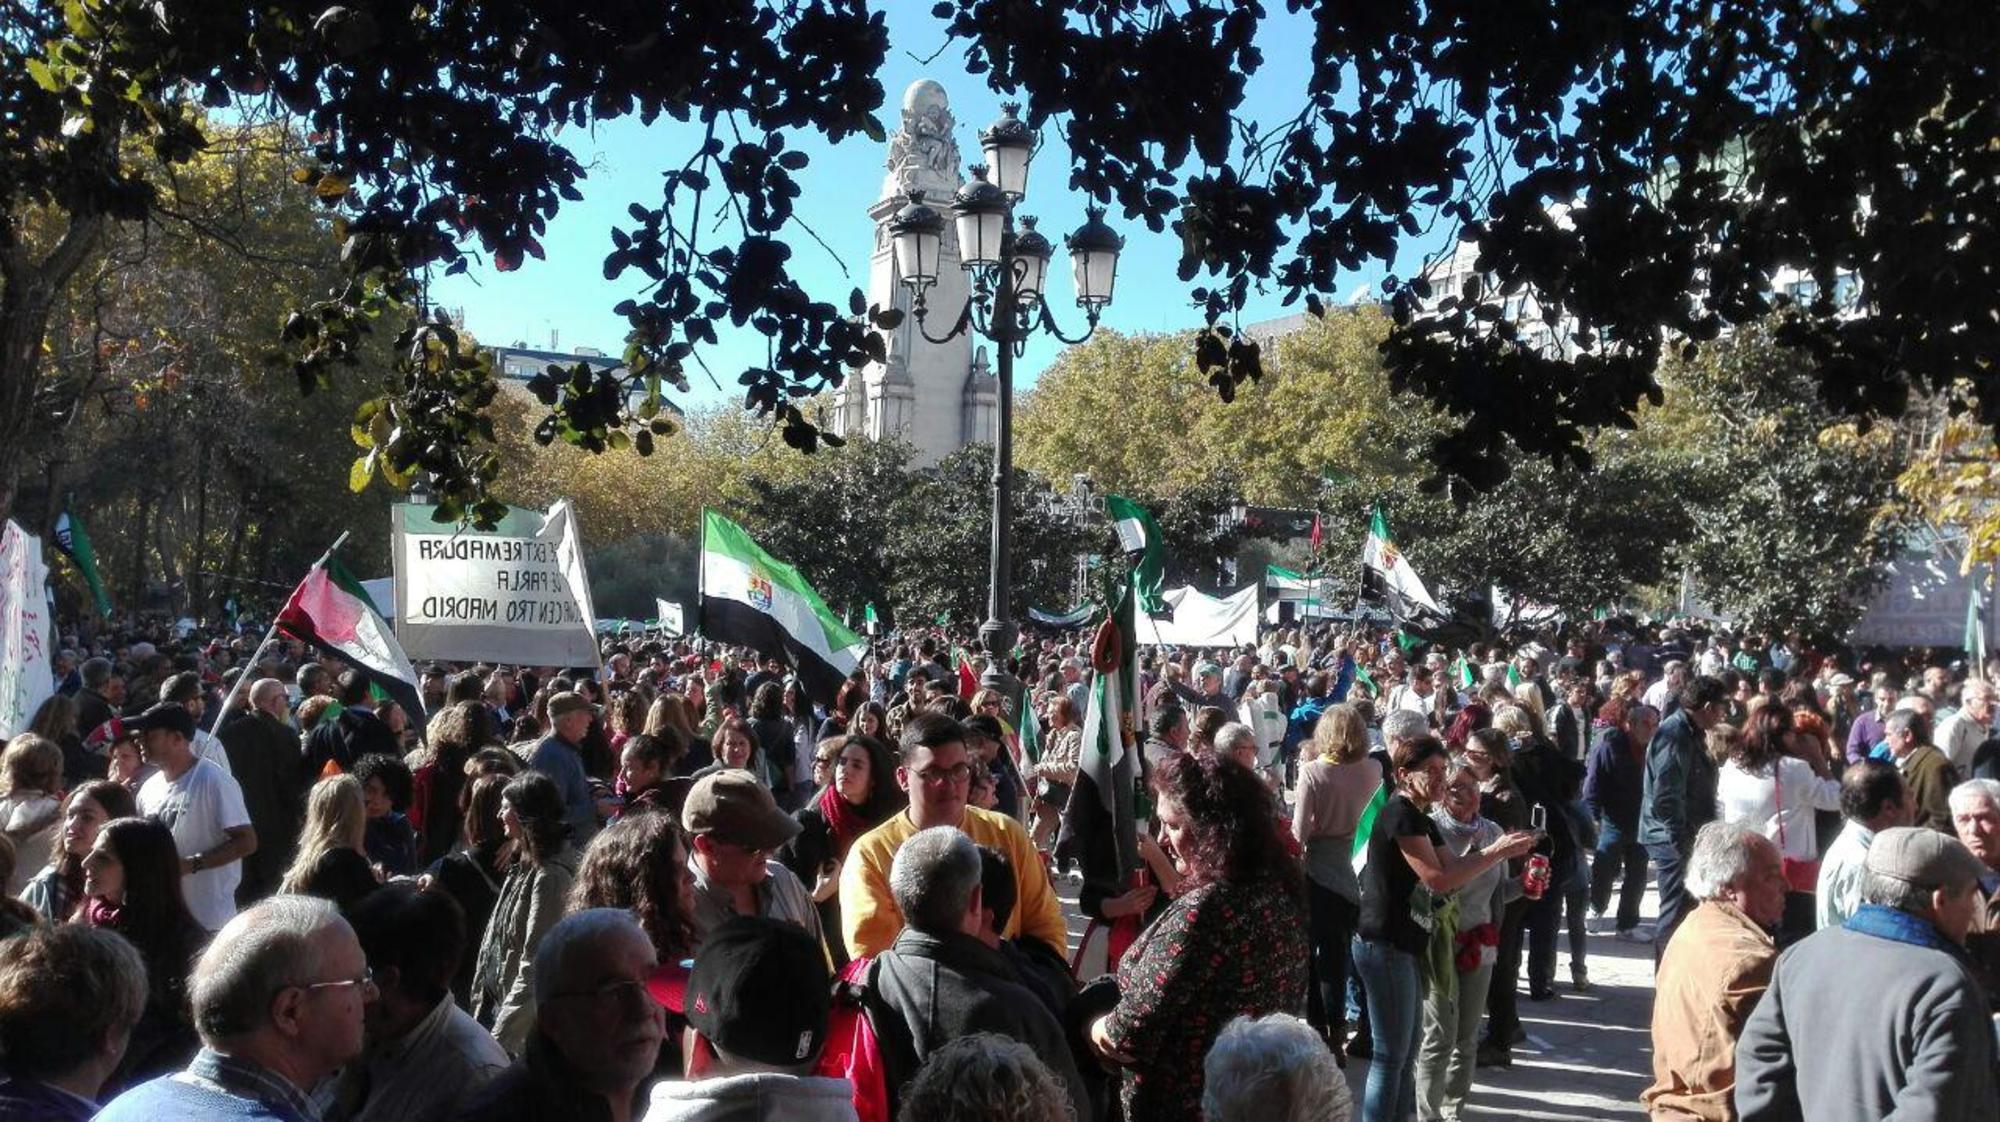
left=898, top=1033, right=1076, bottom=1122
left=74, top=816, right=205, bottom=1092
left=566, top=811, right=699, bottom=1074
left=355, top=752, right=420, bottom=876
left=606, top=687, right=652, bottom=752
left=413, top=700, right=505, bottom=867
left=1087, top=751, right=1312, bottom=1122
left=779, top=732, right=902, bottom=966
left=20, top=779, right=136, bottom=923
left=470, top=770, right=580, bottom=1056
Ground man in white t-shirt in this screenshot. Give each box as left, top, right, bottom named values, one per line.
left=160, top=670, right=234, bottom=778
left=130, top=703, right=258, bottom=930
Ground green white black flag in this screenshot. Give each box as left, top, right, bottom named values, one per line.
left=699, top=510, right=865, bottom=706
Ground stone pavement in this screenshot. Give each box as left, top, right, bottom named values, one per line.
left=1057, top=873, right=1663, bottom=1120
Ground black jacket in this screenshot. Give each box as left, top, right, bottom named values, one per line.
left=219, top=710, right=308, bottom=905
left=864, top=929, right=1091, bottom=1121
left=1639, top=708, right=1718, bottom=851
left=455, top=1031, right=637, bottom=1122
left=1508, top=735, right=1583, bottom=873
left=304, top=706, right=398, bottom=774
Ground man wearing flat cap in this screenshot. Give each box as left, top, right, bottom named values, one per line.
left=1736, top=827, right=2000, bottom=1121
left=682, top=771, right=825, bottom=953
left=531, top=691, right=601, bottom=845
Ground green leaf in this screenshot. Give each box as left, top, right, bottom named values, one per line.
left=24, top=58, right=58, bottom=92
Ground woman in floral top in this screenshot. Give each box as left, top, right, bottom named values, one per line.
left=1088, top=750, right=1309, bottom=1122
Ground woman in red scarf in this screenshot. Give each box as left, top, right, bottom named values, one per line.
left=778, top=733, right=902, bottom=966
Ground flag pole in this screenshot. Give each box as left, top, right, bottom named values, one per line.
left=208, top=531, right=351, bottom=735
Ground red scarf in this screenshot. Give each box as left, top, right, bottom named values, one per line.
left=820, top=785, right=870, bottom=856
left=83, top=896, right=122, bottom=929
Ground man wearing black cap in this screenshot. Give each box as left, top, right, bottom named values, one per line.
left=648, top=916, right=857, bottom=1121
left=682, top=771, right=824, bottom=952
left=130, top=702, right=256, bottom=931
left=1736, top=827, right=2000, bottom=1121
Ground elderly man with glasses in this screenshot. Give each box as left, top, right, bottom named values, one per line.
left=841, top=712, right=1066, bottom=959
left=97, top=895, right=374, bottom=1122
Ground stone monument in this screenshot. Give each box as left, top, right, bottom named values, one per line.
left=830, top=79, right=997, bottom=466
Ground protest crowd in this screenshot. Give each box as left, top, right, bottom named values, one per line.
left=0, top=596, right=1998, bottom=1122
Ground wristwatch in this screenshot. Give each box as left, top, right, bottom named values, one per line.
left=190, top=852, right=206, bottom=873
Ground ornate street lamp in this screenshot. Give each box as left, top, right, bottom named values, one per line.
left=887, top=103, right=1123, bottom=656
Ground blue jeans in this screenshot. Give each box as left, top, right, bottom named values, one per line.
left=1354, top=936, right=1423, bottom=1122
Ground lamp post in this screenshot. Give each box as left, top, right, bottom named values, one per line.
left=888, top=102, right=1124, bottom=657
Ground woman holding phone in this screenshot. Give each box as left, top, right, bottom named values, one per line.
left=1353, top=734, right=1537, bottom=1122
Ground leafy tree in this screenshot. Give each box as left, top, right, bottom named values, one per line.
left=738, top=436, right=912, bottom=620
left=884, top=445, right=1098, bottom=630
left=1643, top=321, right=1909, bottom=640
left=18, top=119, right=396, bottom=617
left=8, top=1, right=1986, bottom=524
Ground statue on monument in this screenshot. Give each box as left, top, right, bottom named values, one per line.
left=885, top=78, right=961, bottom=194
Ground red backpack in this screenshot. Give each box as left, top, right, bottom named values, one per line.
left=815, top=956, right=891, bottom=1122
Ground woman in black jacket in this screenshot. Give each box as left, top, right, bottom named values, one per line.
left=1497, top=707, right=1585, bottom=1000
left=778, top=733, right=901, bottom=966
left=746, top=681, right=800, bottom=809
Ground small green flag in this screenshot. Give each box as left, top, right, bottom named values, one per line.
left=1454, top=657, right=1476, bottom=690
left=1353, top=664, right=1377, bottom=692
left=1105, top=494, right=1167, bottom=615
left=53, top=501, right=111, bottom=617
left=1018, top=695, right=1042, bottom=765
left=1506, top=663, right=1522, bottom=688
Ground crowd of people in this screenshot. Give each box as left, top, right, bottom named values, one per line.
left=0, top=614, right=1995, bottom=1120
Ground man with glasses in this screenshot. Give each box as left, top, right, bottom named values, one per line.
left=842, top=712, right=1067, bottom=959
left=682, top=770, right=824, bottom=952
left=1639, top=676, right=1731, bottom=959
left=97, top=895, right=374, bottom=1121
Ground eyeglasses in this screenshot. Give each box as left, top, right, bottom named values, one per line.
left=914, top=763, right=974, bottom=786
left=305, top=967, right=375, bottom=994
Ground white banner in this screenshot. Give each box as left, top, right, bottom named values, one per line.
left=1136, top=584, right=1261, bottom=649
left=0, top=522, right=54, bottom=737
left=392, top=500, right=601, bottom=667
left=655, top=599, right=685, bottom=636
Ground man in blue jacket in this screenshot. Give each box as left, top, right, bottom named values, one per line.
left=1640, top=675, right=1730, bottom=958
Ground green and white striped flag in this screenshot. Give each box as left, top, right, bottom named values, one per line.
left=1351, top=781, right=1389, bottom=870
left=699, top=510, right=865, bottom=706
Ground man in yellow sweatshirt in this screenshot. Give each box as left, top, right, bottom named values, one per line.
left=841, top=712, right=1068, bottom=959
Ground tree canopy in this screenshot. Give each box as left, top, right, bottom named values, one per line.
left=5, top=0, right=1989, bottom=526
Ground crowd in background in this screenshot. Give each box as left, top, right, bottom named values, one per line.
left=0, top=610, right=1994, bottom=1121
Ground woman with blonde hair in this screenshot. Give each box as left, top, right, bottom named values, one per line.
left=280, top=774, right=377, bottom=910
left=1292, top=702, right=1384, bottom=1056
left=0, top=734, right=66, bottom=895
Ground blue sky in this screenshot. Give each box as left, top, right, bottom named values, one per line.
left=431, top=5, right=1443, bottom=409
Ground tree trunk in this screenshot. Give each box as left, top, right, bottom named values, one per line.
left=191, top=440, right=212, bottom=612
left=220, top=483, right=251, bottom=610
left=126, top=490, right=155, bottom=606
left=0, top=214, right=108, bottom=524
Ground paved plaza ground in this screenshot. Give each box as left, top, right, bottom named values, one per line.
left=1056, top=871, right=1662, bottom=1120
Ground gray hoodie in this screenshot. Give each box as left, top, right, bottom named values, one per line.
left=642, top=1073, right=858, bottom=1122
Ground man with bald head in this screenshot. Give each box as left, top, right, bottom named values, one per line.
left=220, top=678, right=310, bottom=905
